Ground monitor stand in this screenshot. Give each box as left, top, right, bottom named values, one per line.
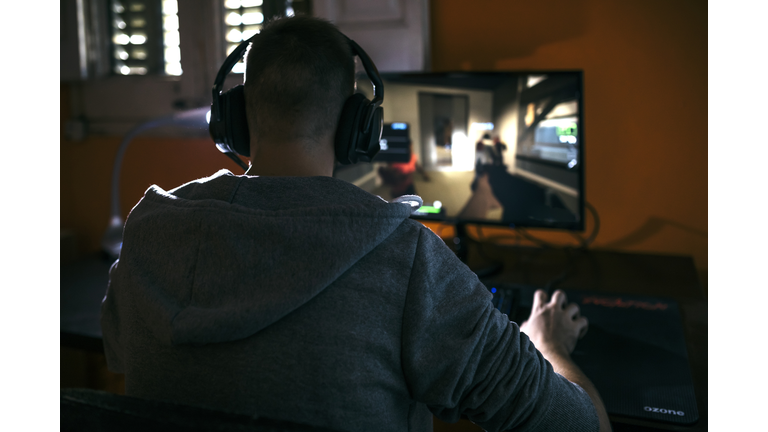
left=453, top=222, right=503, bottom=279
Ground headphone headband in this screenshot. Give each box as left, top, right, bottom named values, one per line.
left=345, top=37, right=383, bottom=134
left=211, top=34, right=258, bottom=124
left=345, top=38, right=383, bottom=107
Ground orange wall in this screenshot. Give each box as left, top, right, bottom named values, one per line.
left=61, top=0, right=707, bottom=270
left=430, top=0, right=707, bottom=270
left=60, top=86, right=246, bottom=255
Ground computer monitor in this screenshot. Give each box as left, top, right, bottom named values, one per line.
left=336, top=71, right=585, bottom=231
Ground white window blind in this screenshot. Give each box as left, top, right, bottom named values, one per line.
left=223, top=0, right=265, bottom=73
left=110, top=0, right=181, bottom=76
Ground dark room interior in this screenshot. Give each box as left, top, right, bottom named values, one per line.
left=57, top=1, right=710, bottom=431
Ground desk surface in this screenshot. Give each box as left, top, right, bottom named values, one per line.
left=61, top=246, right=707, bottom=432
left=61, top=256, right=113, bottom=352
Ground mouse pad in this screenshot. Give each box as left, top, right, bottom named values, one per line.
left=552, top=291, right=699, bottom=425
left=484, top=284, right=700, bottom=425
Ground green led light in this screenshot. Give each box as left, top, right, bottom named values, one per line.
left=417, top=206, right=440, bottom=214
left=556, top=123, right=578, bottom=136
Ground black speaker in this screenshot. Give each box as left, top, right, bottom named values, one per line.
left=209, top=32, right=384, bottom=171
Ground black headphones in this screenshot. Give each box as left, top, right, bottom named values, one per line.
left=209, top=32, right=384, bottom=171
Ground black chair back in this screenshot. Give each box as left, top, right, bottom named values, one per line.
left=61, top=388, right=341, bottom=432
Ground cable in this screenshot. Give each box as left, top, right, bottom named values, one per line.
left=471, top=225, right=504, bottom=264
left=482, top=230, right=570, bottom=249
left=568, top=231, right=588, bottom=249
left=516, top=228, right=560, bottom=248
left=451, top=203, right=601, bottom=295
left=437, top=202, right=601, bottom=279
left=542, top=247, right=585, bottom=296
left=491, top=201, right=601, bottom=250
left=535, top=203, right=601, bottom=294
left=582, top=201, right=601, bottom=247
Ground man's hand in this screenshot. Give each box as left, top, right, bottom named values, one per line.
left=520, top=290, right=612, bottom=432
left=519, top=289, right=588, bottom=358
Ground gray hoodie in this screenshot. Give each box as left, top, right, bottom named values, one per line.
left=101, top=169, right=598, bottom=432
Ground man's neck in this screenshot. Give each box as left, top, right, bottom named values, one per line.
left=245, top=139, right=335, bottom=177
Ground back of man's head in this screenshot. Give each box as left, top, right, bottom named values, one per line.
left=244, top=16, right=354, bottom=148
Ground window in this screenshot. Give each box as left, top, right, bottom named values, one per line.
left=222, top=0, right=265, bottom=73
left=161, top=0, right=182, bottom=75
left=63, top=0, right=312, bottom=137
left=221, top=0, right=313, bottom=74
left=109, top=0, right=181, bottom=76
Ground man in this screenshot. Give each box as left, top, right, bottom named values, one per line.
left=101, top=15, right=611, bottom=432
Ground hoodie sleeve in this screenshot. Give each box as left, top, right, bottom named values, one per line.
left=401, top=226, right=599, bottom=432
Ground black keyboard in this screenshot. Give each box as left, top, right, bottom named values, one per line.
left=482, top=282, right=537, bottom=323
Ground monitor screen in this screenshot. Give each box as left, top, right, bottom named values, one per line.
left=336, top=71, right=585, bottom=231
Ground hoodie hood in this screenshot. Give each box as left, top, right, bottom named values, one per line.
left=107, top=170, right=417, bottom=346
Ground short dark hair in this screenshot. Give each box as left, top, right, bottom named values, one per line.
left=243, top=16, right=354, bottom=146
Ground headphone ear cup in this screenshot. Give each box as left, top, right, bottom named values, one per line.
left=335, top=93, right=368, bottom=165
left=221, top=85, right=251, bottom=157
left=358, top=106, right=383, bottom=162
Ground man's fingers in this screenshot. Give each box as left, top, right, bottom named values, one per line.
left=565, top=303, right=580, bottom=320
left=551, top=290, right=568, bottom=309
left=576, top=316, right=588, bottom=339
left=532, top=290, right=548, bottom=310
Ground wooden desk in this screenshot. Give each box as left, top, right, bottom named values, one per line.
left=61, top=246, right=707, bottom=432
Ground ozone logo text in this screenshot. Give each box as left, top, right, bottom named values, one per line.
left=644, top=406, right=684, bottom=416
